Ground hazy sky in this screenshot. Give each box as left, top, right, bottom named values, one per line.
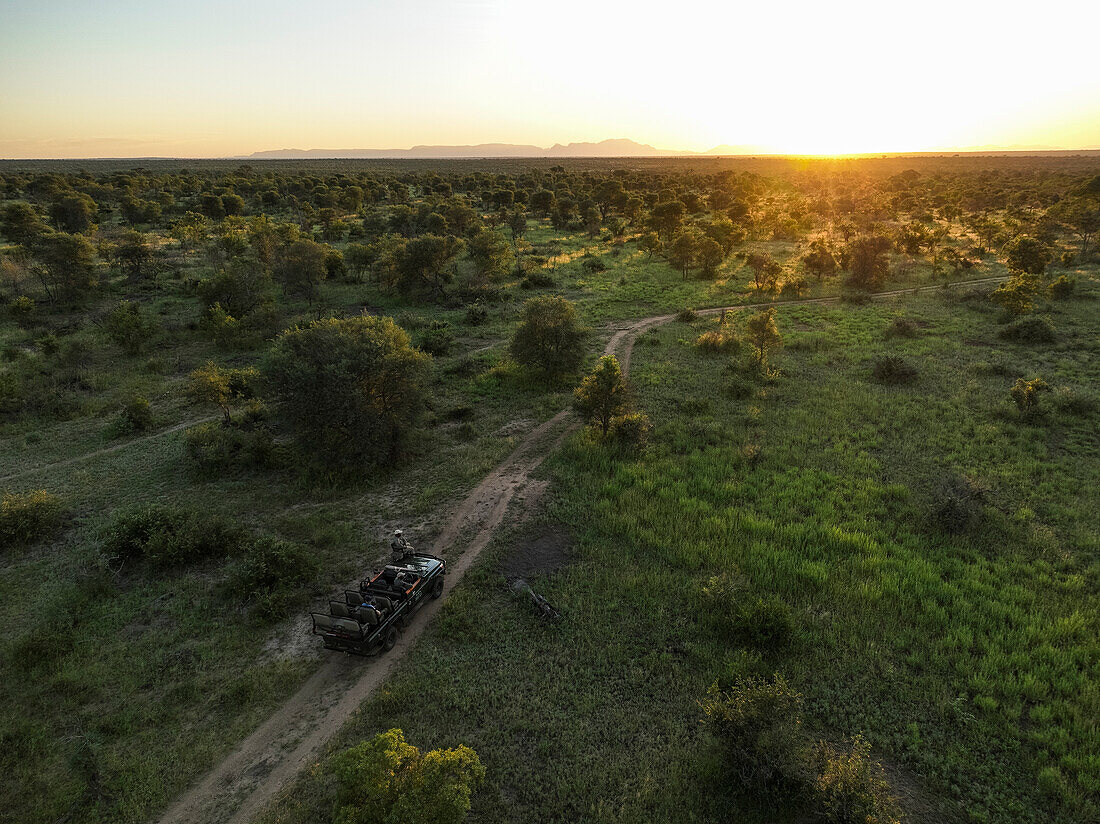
left=2, top=0, right=1098, bottom=158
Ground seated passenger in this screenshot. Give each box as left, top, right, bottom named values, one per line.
left=357, top=602, right=381, bottom=626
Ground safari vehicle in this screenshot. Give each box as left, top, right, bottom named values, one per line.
left=310, top=554, right=446, bottom=656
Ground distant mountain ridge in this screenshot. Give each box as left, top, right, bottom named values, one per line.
left=242, top=139, right=696, bottom=159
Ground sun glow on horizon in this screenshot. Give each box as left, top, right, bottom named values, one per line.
left=1, top=0, right=1098, bottom=158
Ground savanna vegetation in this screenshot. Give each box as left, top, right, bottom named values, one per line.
left=0, top=154, right=1096, bottom=824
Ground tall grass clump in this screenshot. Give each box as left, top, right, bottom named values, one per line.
left=0, top=490, right=63, bottom=548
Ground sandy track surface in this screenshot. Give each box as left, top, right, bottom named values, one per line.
left=144, top=275, right=1004, bottom=823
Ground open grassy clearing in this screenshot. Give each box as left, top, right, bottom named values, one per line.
left=258, top=276, right=1098, bottom=824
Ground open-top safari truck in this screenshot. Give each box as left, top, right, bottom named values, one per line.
left=310, top=553, right=446, bottom=655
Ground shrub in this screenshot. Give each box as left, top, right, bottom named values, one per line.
left=779, top=276, right=808, bottom=298
left=110, top=394, right=152, bottom=436
left=1011, top=377, right=1051, bottom=416
left=883, top=317, right=919, bottom=339
left=580, top=254, right=606, bottom=272
left=262, top=316, right=430, bottom=469
left=185, top=420, right=276, bottom=473
left=998, top=316, right=1056, bottom=344
left=930, top=475, right=987, bottom=534
left=509, top=295, right=586, bottom=376
left=101, top=504, right=242, bottom=569
left=0, top=490, right=63, bottom=548
left=871, top=356, right=917, bottom=385
left=227, top=535, right=317, bottom=613
left=103, top=300, right=157, bottom=355
left=700, top=675, right=808, bottom=790
left=1049, top=275, right=1075, bottom=299
left=417, top=320, right=454, bottom=356
left=695, top=329, right=741, bottom=354
left=813, top=735, right=901, bottom=824
left=8, top=295, right=36, bottom=325
left=702, top=577, right=795, bottom=650
left=573, top=355, right=630, bottom=437
left=519, top=271, right=555, bottom=289
left=329, top=728, right=485, bottom=824
left=463, top=304, right=488, bottom=326
left=676, top=307, right=698, bottom=323
left=746, top=308, right=782, bottom=367
left=608, top=411, right=651, bottom=452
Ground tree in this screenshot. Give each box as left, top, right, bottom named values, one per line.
left=669, top=231, right=699, bottom=278
left=32, top=231, right=97, bottom=299
left=466, top=228, right=513, bottom=282
left=639, top=232, right=661, bottom=259
left=1004, top=236, right=1052, bottom=277
left=651, top=200, right=686, bottom=238
left=746, top=307, right=782, bottom=367
left=1, top=202, right=46, bottom=244
left=509, top=295, right=586, bottom=376
left=846, top=236, right=891, bottom=290
left=745, top=252, right=782, bottom=293
left=329, top=729, right=485, bottom=824
left=48, top=193, right=97, bottom=233
left=1049, top=197, right=1099, bottom=260
left=697, top=237, right=725, bottom=278
left=273, top=238, right=328, bottom=302
left=801, top=239, right=837, bottom=281
left=394, top=234, right=463, bottom=297
left=187, top=361, right=257, bottom=423
left=573, top=355, right=630, bottom=437
left=262, top=316, right=430, bottom=467
left=506, top=210, right=528, bottom=247
left=104, top=300, right=157, bottom=355
left=110, top=230, right=156, bottom=281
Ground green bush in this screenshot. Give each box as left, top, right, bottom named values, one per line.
left=871, top=356, right=917, bottom=385
left=608, top=411, right=651, bottom=452
left=998, top=316, right=1056, bottom=344
left=103, top=300, right=158, bottom=355
left=695, top=329, right=741, bottom=354
left=8, top=295, right=36, bottom=325
left=930, top=474, right=987, bottom=534
left=519, top=271, right=555, bottom=289
left=676, top=307, right=698, bottom=322
left=184, top=420, right=275, bottom=473
left=227, top=535, right=317, bottom=614
left=700, top=674, right=809, bottom=791
left=463, top=304, right=488, bottom=325
left=779, top=276, right=808, bottom=297
left=1049, top=275, right=1075, bottom=299
left=109, top=394, right=152, bottom=436
left=417, top=320, right=454, bottom=356
left=1011, top=377, right=1052, bottom=416
left=702, top=576, right=795, bottom=650
left=329, top=728, right=485, bottom=824
left=101, top=504, right=243, bottom=569
left=813, top=735, right=901, bottom=824
left=0, top=490, right=63, bottom=548
left=884, top=317, right=919, bottom=339
left=509, top=295, right=586, bottom=376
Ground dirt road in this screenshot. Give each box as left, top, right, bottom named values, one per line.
left=152, top=276, right=1004, bottom=824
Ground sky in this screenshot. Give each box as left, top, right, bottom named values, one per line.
left=1, top=0, right=1099, bottom=158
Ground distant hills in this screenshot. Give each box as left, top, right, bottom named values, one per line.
left=243, top=139, right=704, bottom=159
left=238, top=139, right=1100, bottom=160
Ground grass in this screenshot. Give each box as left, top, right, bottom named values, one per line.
left=258, top=277, right=1098, bottom=824
left=0, top=196, right=1092, bottom=823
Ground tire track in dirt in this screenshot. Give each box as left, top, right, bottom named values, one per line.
left=153, top=274, right=1005, bottom=824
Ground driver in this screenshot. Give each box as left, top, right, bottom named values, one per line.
left=390, top=529, right=412, bottom=563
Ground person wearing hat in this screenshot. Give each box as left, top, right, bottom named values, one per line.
left=390, top=529, right=412, bottom=563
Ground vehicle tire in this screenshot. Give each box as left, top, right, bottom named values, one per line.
left=431, top=578, right=445, bottom=600
left=382, top=627, right=398, bottom=653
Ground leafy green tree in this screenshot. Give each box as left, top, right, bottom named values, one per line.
left=573, top=355, right=630, bottom=437
left=395, top=234, right=463, bottom=297
left=746, top=307, right=782, bottom=366
left=698, top=236, right=725, bottom=278
left=669, top=231, right=699, bottom=278
left=329, top=729, right=485, bottom=824
left=48, top=193, right=97, bottom=233
left=745, top=252, right=782, bottom=293
left=467, top=228, right=513, bottom=282
left=274, top=238, right=328, bottom=302
left=104, top=300, right=157, bottom=355
left=220, top=193, right=245, bottom=217
left=1, top=202, right=47, bottom=244
left=109, top=230, right=156, bottom=281
left=262, top=316, right=430, bottom=467
left=507, top=210, right=528, bottom=246
left=651, top=200, right=686, bottom=238
left=801, top=239, right=837, bottom=280
left=1004, top=236, right=1052, bottom=277
left=639, top=231, right=661, bottom=259
left=846, top=236, right=891, bottom=290
left=509, top=295, right=586, bottom=376
left=188, top=361, right=258, bottom=423
left=32, top=231, right=97, bottom=299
